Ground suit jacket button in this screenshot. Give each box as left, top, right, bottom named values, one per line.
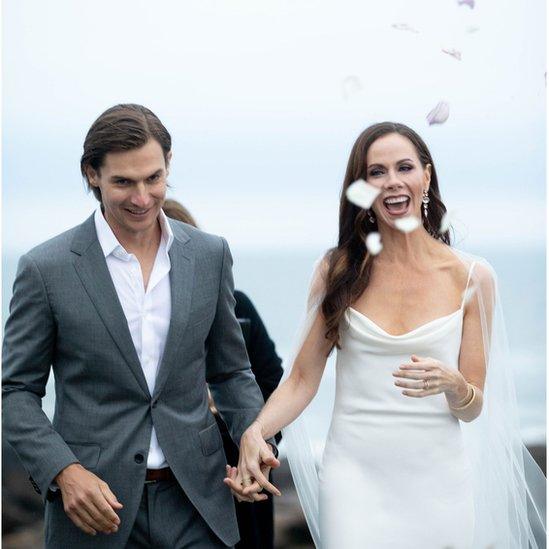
left=134, top=453, right=144, bottom=464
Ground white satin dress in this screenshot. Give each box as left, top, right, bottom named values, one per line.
left=319, top=264, right=476, bottom=549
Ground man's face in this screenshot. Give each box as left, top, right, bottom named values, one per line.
left=87, top=139, right=170, bottom=239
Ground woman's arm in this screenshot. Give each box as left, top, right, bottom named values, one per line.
left=224, top=259, right=333, bottom=500
left=449, top=262, right=495, bottom=422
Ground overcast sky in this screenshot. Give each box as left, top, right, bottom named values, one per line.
left=3, top=0, right=546, bottom=253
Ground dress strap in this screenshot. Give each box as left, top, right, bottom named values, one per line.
left=460, top=261, right=476, bottom=310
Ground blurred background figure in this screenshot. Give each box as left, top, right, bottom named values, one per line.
left=162, top=199, right=284, bottom=549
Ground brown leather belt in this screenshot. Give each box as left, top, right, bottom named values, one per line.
left=145, top=467, right=175, bottom=483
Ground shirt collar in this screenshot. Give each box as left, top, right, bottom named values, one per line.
left=94, top=207, right=174, bottom=259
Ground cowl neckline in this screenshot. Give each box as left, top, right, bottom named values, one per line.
left=347, top=307, right=464, bottom=339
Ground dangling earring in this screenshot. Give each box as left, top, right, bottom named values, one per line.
left=368, top=209, right=375, bottom=223
left=422, top=189, right=430, bottom=218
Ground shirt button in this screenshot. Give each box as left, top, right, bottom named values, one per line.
left=134, top=453, right=144, bottom=464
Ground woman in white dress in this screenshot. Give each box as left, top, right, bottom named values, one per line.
left=225, top=122, right=546, bottom=548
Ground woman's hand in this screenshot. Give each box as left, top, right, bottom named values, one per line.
left=392, top=354, right=469, bottom=403
left=223, top=421, right=281, bottom=501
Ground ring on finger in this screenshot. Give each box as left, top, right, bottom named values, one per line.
left=240, top=477, right=253, bottom=487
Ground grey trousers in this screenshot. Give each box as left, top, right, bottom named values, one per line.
left=126, top=479, right=232, bottom=548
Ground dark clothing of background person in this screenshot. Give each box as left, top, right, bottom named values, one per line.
left=215, top=290, right=283, bottom=549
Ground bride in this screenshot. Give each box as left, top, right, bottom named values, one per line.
left=224, top=122, right=546, bottom=548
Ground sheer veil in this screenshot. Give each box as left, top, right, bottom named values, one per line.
left=282, top=245, right=546, bottom=548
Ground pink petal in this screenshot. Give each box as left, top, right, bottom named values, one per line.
left=426, top=101, right=450, bottom=125
left=441, top=48, right=462, bottom=61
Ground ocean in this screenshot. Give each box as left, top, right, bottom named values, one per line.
left=2, top=246, right=546, bottom=446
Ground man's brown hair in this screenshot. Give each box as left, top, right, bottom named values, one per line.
left=80, top=104, right=172, bottom=202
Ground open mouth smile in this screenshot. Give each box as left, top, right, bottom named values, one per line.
left=382, top=195, right=411, bottom=216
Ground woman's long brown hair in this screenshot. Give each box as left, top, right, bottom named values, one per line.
left=321, top=122, right=451, bottom=352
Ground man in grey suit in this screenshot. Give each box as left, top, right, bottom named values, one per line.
left=2, top=104, right=280, bottom=548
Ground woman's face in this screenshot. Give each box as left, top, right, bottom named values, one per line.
left=365, top=132, right=431, bottom=230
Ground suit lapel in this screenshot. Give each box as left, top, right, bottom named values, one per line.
left=152, top=237, right=195, bottom=400
left=71, top=215, right=151, bottom=398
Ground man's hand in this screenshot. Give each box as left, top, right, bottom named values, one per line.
left=55, top=463, right=123, bottom=536
left=223, top=422, right=281, bottom=501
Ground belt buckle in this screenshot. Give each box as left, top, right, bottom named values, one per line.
left=144, top=479, right=157, bottom=484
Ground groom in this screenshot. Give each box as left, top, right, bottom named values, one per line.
left=2, top=104, right=278, bottom=548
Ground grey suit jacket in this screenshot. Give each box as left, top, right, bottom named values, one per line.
left=2, top=214, right=271, bottom=547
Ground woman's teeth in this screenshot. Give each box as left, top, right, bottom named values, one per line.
left=383, top=196, right=410, bottom=214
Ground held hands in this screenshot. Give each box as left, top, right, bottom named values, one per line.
left=223, top=422, right=281, bottom=502
left=393, top=354, right=468, bottom=402
left=55, top=463, right=123, bottom=536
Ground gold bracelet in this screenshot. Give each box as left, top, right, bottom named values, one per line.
left=449, top=384, right=476, bottom=411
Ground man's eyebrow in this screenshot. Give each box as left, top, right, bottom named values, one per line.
left=110, top=169, right=163, bottom=181
left=366, top=158, right=414, bottom=169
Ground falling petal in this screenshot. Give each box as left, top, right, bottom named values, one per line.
left=439, top=209, right=457, bottom=233
left=342, top=75, right=363, bottom=101
left=391, top=23, right=419, bottom=34
left=346, top=179, right=381, bottom=210
left=457, top=0, right=475, bottom=8
left=366, top=232, right=383, bottom=255
left=462, top=283, right=477, bottom=307
left=426, top=101, right=450, bottom=125
left=395, top=216, right=421, bottom=233
left=442, top=48, right=462, bottom=61
left=466, top=25, right=479, bottom=33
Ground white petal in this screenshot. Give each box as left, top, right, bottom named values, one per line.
left=426, top=101, right=450, bottom=125
left=439, top=209, right=457, bottom=233
left=457, top=0, right=475, bottom=8
left=346, top=179, right=381, bottom=210
left=342, top=75, right=362, bottom=100
left=395, top=216, right=421, bottom=233
left=366, top=232, right=383, bottom=255
left=441, top=48, right=462, bottom=61
left=391, top=23, right=419, bottom=34
left=462, top=284, right=477, bottom=307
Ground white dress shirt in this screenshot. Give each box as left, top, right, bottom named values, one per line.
left=94, top=207, right=173, bottom=469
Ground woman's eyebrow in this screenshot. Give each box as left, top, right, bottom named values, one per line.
left=367, top=158, right=414, bottom=169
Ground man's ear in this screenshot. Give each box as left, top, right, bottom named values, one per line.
left=165, top=151, right=173, bottom=175
left=86, top=166, right=99, bottom=187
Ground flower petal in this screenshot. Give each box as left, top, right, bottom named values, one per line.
left=426, top=101, right=450, bottom=125
left=342, top=75, right=363, bottom=100
left=366, top=232, right=383, bottom=255
left=346, top=179, right=381, bottom=210
left=391, top=23, right=419, bottom=34
left=439, top=209, right=457, bottom=233
left=441, top=48, right=462, bottom=61
left=457, top=0, right=475, bottom=8
left=395, top=216, right=421, bottom=233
